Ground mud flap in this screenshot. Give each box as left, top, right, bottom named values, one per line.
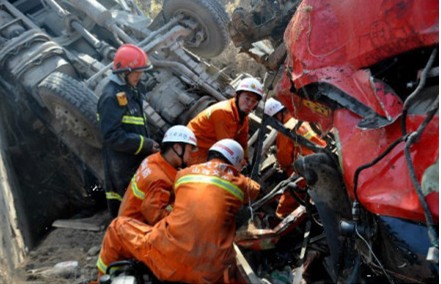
left=294, top=152, right=352, bottom=277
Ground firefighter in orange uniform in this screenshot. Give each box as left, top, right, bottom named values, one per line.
left=96, top=139, right=260, bottom=283
left=187, top=77, right=264, bottom=165
left=118, top=125, right=197, bottom=225
left=264, top=98, right=326, bottom=218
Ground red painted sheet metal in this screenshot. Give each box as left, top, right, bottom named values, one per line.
left=284, top=0, right=438, bottom=77
left=283, top=0, right=438, bottom=115
left=334, top=108, right=439, bottom=223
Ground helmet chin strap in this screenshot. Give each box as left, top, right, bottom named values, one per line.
left=172, top=143, right=187, bottom=168
left=119, top=72, right=131, bottom=86
left=235, top=95, right=247, bottom=123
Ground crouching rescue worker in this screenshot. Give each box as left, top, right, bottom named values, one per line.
left=118, top=125, right=197, bottom=225
left=187, top=77, right=264, bottom=165
left=264, top=98, right=326, bottom=218
left=96, top=139, right=261, bottom=283
left=97, top=43, right=160, bottom=218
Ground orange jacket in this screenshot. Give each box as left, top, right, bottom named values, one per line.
left=275, top=114, right=326, bottom=218
left=118, top=152, right=177, bottom=225
left=276, top=114, right=326, bottom=176
left=146, top=159, right=260, bottom=283
left=187, top=98, right=249, bottom=164
left=97, top=159, right=260, bottom=283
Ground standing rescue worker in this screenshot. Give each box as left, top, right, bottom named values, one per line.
left=187, top=77, right=264, bottom=165
left=97, top=43, right=160, bottom=218
left=96, top=139, right=261, bottom=283
left=264, top=98, right=326, bottom=218
left=118, top=125, right=197, bottom=225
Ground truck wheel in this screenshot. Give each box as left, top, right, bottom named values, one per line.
left=37, top=72, right=101, bottom=148
left=162, top=0, right=230, bottom=58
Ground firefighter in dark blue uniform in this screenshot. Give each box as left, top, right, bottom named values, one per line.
left=97, top=44, right=160, bottom=217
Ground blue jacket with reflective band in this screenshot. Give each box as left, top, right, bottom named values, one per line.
left=97, top=74, right=152, bottom=204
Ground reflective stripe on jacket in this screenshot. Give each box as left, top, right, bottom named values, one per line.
left=175, top=174, right=244, bottom=202
left=118, top=152, right=177, bottom=224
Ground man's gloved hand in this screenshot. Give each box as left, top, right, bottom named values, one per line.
left=143, top=138, right=160, bottom=154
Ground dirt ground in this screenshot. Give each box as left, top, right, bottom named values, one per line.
left=13, top=212, right=109, bottom=283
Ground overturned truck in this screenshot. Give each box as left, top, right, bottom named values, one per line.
left=0, top=0, right=239, bottom=270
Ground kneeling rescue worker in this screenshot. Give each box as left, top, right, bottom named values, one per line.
left=96, top=139, right=261, bottom=283
left=97, top=44, right=160, bottom=218
left=118, top=125, right=198, bottom=225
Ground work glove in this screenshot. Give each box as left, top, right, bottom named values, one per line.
left=143, top=138, right=160, bottom=154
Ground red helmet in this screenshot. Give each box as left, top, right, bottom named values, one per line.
left=113, top=44, right=151, bottom=73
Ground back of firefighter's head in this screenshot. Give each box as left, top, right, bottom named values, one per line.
left=235, top=77, right=264, bottom=114
left=113, top=44, right=151, bottom=87
left=264, top=98, right=285, bottom=121
left=208, top=139, right=244, bottom=170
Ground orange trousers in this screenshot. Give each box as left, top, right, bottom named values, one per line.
left=97, top=217, right=153, bottom=277
left=97, top=217, right=240, bottom=283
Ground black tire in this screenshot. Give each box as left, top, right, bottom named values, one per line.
left=162, top=0, right=230, bottom=58
left=37, top=72, right=101, bottom=148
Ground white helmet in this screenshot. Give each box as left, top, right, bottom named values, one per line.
left=264, top=98, right=285, bottom=117
left=162, top=125, right=197, bottom=146
left=209, top=139, right=244, bottom=169
left=235, top=77, right=264, bottom=99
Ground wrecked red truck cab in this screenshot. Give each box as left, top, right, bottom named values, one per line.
left=279, top=0, right=438, bottom=222
left=276, top=0, right=438, bottom=282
